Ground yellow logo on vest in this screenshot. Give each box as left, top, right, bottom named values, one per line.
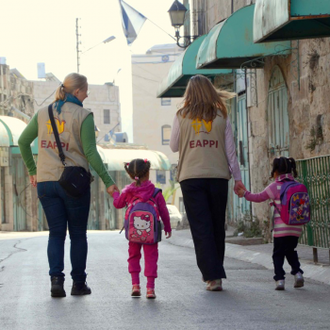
left=46, top=118, right=66, bottom=135
left=191, top=119, right=212, bottom=134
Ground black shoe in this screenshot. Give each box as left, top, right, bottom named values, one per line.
left=71, top=281, right=92, bottom=296
left=51, top=276, right=66, bottom=298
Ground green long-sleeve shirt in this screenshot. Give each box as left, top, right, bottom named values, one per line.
left=18, top=112, right=115, bottom=188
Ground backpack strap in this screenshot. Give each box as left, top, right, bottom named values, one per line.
left=152, top=188, right=162, bottom=198
left=280, top=181, right=298, bottom=206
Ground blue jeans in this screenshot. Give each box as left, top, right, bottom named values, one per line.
left=37, top=181, right=90, bottom=282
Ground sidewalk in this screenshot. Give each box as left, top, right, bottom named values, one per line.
left=169, top=226, right=330, bottom=286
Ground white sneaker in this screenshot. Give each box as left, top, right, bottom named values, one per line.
left=294, top=272, right=304, bottom=288
left=275, top=280, right=285, bottom=290
left=206, top=279, right=222, bottom=291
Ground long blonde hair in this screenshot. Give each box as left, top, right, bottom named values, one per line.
left=54, top=73, right=87, bottom=102
left=177, top=75, right=235, bottom=121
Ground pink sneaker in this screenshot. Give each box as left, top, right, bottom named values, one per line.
left=146, top=288, right=156, bottom=299
left=206, top=279, right=222, bottom=291
left=131, top=284, right=141, bottom=297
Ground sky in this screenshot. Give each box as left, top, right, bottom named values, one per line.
left=0, top=0, right=178, bottom=141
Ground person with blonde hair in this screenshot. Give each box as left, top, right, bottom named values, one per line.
left=170, top=75, right=245, bottom=291
left=19, top=73, right=118, bottom=298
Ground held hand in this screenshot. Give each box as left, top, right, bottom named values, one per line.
left=234, top=180, right=246, bottom=195
left=107, top=184, right=119, bottom=197
left=29, top=175, right=37, bottom=188
left=165, top=231, right=172, bottom=239
left=237, top=188, right=245, bottom=198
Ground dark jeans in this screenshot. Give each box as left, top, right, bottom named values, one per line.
left=180, top=178, right=228, bottom=281
left=37, top=181, right=90, bottom=282
left=272, top=236, right=303, bottom=281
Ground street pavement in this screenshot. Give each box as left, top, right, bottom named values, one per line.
left=169, top=226, right=330, bottom=286
left=0, top=230, right=330, bottom=330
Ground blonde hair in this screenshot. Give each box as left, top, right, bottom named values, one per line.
left=177, top=75, right=235, bottom=121
left=54, top=73, right=88, bottom=102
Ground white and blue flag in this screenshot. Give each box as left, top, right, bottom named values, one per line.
left=119, top=0, right=147, bottom=45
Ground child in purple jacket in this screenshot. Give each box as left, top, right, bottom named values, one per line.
left=238, top=157, right=304, bottom=291
left=113, top=158, right=172, bottom=299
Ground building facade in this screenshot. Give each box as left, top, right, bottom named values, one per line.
left=162, top=0, right=330, bottom=241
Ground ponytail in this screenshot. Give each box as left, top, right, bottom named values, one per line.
left=53, top=73, right=87, bottom=103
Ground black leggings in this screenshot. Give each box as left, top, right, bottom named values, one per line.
left=180, top=178, right=228, bottom=281
left=272, top=236, right=303, bottom=281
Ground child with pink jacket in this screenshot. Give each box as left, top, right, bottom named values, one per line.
left=238, top=157, right=304, bottom=291
left=113, top=158, right=172, bottom=299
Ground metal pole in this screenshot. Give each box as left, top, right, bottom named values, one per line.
left=76, top=18, right=81, bottom=73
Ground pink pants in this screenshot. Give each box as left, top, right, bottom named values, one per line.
left=128, top=242, right=158, bottom=286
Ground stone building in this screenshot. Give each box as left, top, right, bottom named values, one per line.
left=132, top=44, right=185, bottom=212
left=33, top=77, right=121, bottom=143
left=160, top=0, right=330, bottom=241
left=0, top=65, right=37, bottom=231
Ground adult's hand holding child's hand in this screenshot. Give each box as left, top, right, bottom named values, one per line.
left=107, top=185, right=119, bottom=197
left=237, top=188, right=245, bottom=198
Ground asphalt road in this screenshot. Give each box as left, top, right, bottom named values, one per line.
left=0, top=231, right=330, bottom=330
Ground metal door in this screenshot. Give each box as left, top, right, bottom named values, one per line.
left=228, top=94, right=251, bottom=223
left=233, top=94, right=251, bottom=220
left=267, top=66, right=289, bottom=157
left=13, top=157, right=27, bottom=231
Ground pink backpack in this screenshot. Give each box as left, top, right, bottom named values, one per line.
left=276, top=181, right=310, bottom=225
left=122, top=188, right=162, bottom=244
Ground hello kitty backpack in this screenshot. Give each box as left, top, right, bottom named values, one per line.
left=275, top=180, right=310, bottom=225
left=122, top=188, right=162, bottom=244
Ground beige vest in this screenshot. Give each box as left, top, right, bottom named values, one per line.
left=37, top=102, right=91, bottom=183
left=177, top=111, right=231, bottom=182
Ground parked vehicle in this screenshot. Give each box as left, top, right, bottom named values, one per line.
left=166, top=205, right=182, bottom=229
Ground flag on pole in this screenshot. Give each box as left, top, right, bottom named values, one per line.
left=119, top=0, right=147, bottom=45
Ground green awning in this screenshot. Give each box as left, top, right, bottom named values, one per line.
left=254, top=0, right=330, bottom=43
left=97, top=146, right=171, bottom=171
left=196, top=4, right=291, bottom=69
left=0, top=116, right=38, bottom=154
left=157, top=35, right=232, bottom=98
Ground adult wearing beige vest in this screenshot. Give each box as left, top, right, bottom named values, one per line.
left=170, top=75, right=245, bottom=291
left=19, top=73, right=118, bottom=298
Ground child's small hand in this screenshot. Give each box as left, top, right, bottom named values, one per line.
left=107, top=185, right=120, bottom=197
left=237, top=188, right=245, bottom=198
left=165, top=231, right=172, bottom=239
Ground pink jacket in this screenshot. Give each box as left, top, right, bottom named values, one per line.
left=244, top=173, right=303, bottom=238
left=113, top=180, right=172, bottom=233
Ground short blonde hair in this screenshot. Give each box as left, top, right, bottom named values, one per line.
left=178, top=75, right=235, bottom=121
left=54, top=73, right=88, bottom=102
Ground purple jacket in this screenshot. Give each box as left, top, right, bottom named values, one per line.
left=113, top=180, right=172, bottom=233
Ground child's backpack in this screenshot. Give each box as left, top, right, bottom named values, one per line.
left=276, top=180, right=310, bottom=225
left=123, top=188, right=162, bottom=244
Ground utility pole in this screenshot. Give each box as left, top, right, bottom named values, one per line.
left=76, top=18, right=81, bottom=73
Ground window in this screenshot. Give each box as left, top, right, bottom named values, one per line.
left=1, top=168, right=6, bottom=223
left=156, top=170, right=166, bottom=184
left=162, top=125, right=171, bottom=145
left=103, top=109, right=110, bottom=124
left=161, top=98, right=171, bottom=106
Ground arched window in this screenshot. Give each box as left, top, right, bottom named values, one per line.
left=267, top=66, right=289, bottom=157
